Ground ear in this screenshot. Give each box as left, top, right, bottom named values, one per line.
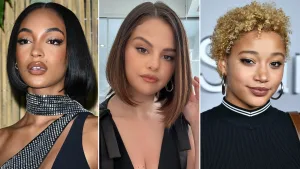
left=217, top=58, right=227, bottom=76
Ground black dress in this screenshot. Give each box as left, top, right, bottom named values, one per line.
left=100, top=96, right=190, bottom=169
left=52, top=112, right=91, bottom=169
left=201, top=98, right=300, bottom=169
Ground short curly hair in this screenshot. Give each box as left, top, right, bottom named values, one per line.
left=210, top=1, right=291, bottom=76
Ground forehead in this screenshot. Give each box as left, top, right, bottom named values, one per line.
left=130, top=18, right=175, bottom=45
left=20, top=8, right=65, bottom=32
left=232, top=31, right=285, bottom=54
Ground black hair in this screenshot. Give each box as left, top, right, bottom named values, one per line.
left=7, top=2, right=96, bottom=104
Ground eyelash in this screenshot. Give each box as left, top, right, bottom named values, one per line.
left=270, top=61, right=282, bottom=68
left=17, top=38, right=63, bottom=46
left=136, top=47, right=174, bottom=61
left=17, top=38, right=31, bottom=45
left=240, top=59, right=282, bottom=68
left=47, top=38, right=63, bottom=45
left=240, top=58, right=255, bottom=65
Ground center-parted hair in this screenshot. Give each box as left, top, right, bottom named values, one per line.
left=211, top=1, right=291, bottom=76
left=7, top=2, right=96, bottom=105
left=106, top=2, right=192, bottom=127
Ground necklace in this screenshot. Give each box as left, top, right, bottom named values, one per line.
left=1, top=93, right=90, bottom=169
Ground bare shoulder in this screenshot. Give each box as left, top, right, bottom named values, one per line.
left=83, top=114, right=98, bottom=137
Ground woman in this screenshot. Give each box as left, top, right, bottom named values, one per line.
left=100, top=2, right=199, bottom=169
left=0, top=2, right=98, bottom=169
left=201, top=2, right=300, bottom=169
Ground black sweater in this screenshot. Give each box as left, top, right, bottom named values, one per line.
left=201, top=99, right=300, bottom=169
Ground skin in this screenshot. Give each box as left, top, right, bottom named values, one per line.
left=0, top=9, right=98, bottom=169
left=218, top=31, right=285, bottom=110
left=107, top=18, right=199, bottom=169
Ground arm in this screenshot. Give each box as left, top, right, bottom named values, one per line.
left=186, top=121, right=199, bottom=169
left=184, top=76, right=200, bottom=169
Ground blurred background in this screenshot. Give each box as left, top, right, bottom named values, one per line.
left=201, top=0, right=300, bottom=112
left=98, top=0, right=200, bottom=103
left=0, top=0, right=98, bottom=128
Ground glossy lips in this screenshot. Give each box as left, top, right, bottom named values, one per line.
left=140, top=74, right=158, bottom=83
left=248, top=87, right=269, bottom=97
left=27, top=61, right=47, bottom=75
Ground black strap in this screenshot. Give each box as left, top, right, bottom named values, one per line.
left=174, top=115, right=191, bottom=169
left=100, top=109, right=120, bottom=169
left=289, top=111, right=300, bottom=141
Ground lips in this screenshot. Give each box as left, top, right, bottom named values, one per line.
left=27, top=61, right=47, bottom=75
left=248, top=87, right=269, bottom=97
left=140, top=74, right=159, bottom=83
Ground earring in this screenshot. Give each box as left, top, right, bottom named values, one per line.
left=271, top=82, right=283, bottom=100
left=15, top=63, right=18, bottom=70
left=221, top=75, right=226, bottom=95
left=165, top=80, right=174, bottom=92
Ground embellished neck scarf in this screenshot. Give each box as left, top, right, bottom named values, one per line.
left=1, top=93, right=90, bottom=169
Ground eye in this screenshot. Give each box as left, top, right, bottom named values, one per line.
left=270, top=61, right=282, bottom=68
left=163, top=55, right=174, bottom=61
left=136, top=47, right=148, bottom=54
left=240, top=58, right=255, bottom=65
left=17, top=38, right=31, bottom=45
left=47, top=39, right=63, bottom=45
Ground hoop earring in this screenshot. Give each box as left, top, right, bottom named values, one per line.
left=165, top=80, right=174, bottom=92
left=221, top=75, right=226, bottom=95
left=271, top=82, right=283, bottom=100
left=15, top=63, right=18, bottom=70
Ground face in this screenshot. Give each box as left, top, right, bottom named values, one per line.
left=16, top=9, right=67, bottom=95
left=219, top=31, right=285, bottom=109
left=124, top=18, right=176, bottom=96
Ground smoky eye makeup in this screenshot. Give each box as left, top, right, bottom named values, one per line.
left=136, top=46, right=149, bottom=54
left=17, top=38, right=31, bottom=45
left=240, top=58, right=255, bottom=65
left=46, top=38, right=64, bottom=46
left=270, top=61, right=283, bottom=68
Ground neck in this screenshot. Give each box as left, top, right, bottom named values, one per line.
left=27, top=87, right=65, bottom=96
left=113, top=92, right=160, bottom=119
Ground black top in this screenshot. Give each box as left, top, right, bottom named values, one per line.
left=52, top=112, right=91, bottom=169
left=201, top=98, right=300, bottom=169
left=100, top=96, right=190, bottom=169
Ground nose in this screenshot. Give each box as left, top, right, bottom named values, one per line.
left=31, top=43, right=44, bottom=58
left=254, top=64, right=269, bottom=83
left=147, top=53, right=160, bottom=71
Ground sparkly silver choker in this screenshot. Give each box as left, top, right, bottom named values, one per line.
left=1, top=93, right=90, bottom=169
left=26, top=93, right=88, bottom=116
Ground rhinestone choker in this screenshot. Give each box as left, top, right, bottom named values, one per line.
left=26, top=93, right=88, bottom=116
left=1, top=93, right=90, bottom=169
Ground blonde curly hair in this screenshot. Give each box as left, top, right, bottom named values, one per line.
left=210, top=1, right=291, bottom=76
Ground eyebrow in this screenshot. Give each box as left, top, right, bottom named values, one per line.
left=18, top=27, right=65, bottom=36
left=238, top=50, right=285, bottom=58
left=132, top=36, right=176, bottom=52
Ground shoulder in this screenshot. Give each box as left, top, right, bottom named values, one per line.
left=82, top=114, right=98, bottom=142
left=201, top=104, right=223, bottom=120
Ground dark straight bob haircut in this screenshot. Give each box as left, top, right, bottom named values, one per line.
left=7, top=2, right=96, bottom=104
left=106, top=1, right=192, bottom=127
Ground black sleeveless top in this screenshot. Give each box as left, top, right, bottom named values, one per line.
left=52, top=112, right=91, bottom=169
left=100, top=96, right=190, bottom=169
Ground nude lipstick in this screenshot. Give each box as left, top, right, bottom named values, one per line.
left=27, top=61, right=47, bottom=75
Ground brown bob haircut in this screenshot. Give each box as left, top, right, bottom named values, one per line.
left=106, top=1, right=192, bottom=127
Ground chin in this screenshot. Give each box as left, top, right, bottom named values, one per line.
left=244, top=96, right=270, bottom=108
